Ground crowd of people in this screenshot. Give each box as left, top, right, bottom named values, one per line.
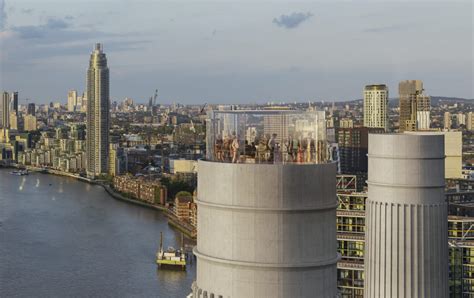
left=213, top=133, right=323, bottom=164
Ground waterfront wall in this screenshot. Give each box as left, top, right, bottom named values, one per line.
left=193, top=161, right=338, bottom=298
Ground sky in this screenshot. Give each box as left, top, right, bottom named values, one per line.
left=0, top=0, right=472, bottom=104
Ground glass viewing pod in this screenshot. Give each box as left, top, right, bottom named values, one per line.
left=206, top=110, right=329, bottom=164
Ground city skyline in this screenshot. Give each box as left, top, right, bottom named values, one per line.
left=0, top=0, right=472, bottom=104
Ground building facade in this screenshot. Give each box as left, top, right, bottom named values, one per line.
left=363, top=84, right=388, bottom=131
left=68, top=90, right=78, bottom=112
left=337, top=127, right=383, bottom=175
left=1, top=91, right=10, bottom=129
left=399, top=80, right=431, bottom=132
left=86, top=43, right=110, bottom=177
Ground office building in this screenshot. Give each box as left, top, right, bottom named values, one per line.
left=337, top=127, right=383, bottom=175
left=27, top=103, right=36, bottom=116
left=68, top=90, right=78, bottom=112
left=192, top=110, right=338, bottom=297
left=1, top=92, right=10, bottom=129
left=86, top=43, right=110, bottom=177
left=399, top=80, right=430, bottom=132
left=365, top=133, right=448, bottom=297
left=11, top=92, right=18, bottom=115
left=363, top=84, right=388, bottom=131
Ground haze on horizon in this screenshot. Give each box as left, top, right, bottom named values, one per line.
left=0, top=0, right=472, bottom=104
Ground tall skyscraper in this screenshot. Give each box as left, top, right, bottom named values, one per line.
left=67, top=90, right=78, bottom=112
left=86, top=43, right=110, bottom=177
left=399, top=80, right=430, bottom=132
left=11, top=92, right=18, bottom=115
left=27, top=103, right=36, bottom=116
left=1, top=91, right=10, bottom=129
left=192, top=110, right=338, bottom=297
left=365, top=133, right=448, bottom=297
left=363, top=84, right=388, bottom=131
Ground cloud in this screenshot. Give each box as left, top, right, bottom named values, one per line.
left=272, top=12, right=313, bottom=29
left=0, top=0, right=7, bottom=31
left=11, top=17, right=72, bottom=39
left=45, top=17, right=70, bottom=29
left=21, top=8, right=34, bottom=14
left=364, top=24, right=408, bottom=33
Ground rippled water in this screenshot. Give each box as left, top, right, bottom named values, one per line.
left=0, top=169, right=195, bottom=297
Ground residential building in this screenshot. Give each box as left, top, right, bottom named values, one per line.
left=363, top=84, right=388, bottom=131
left=86, top=43, right=110, bottom=177
left=174, top=194, right=193, bottom=220
left=467, top=112, right=473, bottom=131
left=399, top=80, right=430, bottom=132
left=67, top=90, right=78, bottom=112
left=24, top=115, right=37, bottom=131
left=445, top=111, right=452, bottom=130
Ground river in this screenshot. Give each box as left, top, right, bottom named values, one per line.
left=0, top=169, right=196, bottom=297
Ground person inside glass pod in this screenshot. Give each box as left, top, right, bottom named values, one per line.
left=231, top=133, right=240, bottom=163
left=267, top=133, right=277, bottom=162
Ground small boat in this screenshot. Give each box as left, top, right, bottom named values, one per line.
left=10, top=170, right=29, bottom=176
left=156, top=232, right=186, bottom=270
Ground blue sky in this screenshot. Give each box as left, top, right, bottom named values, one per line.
left=0, top=0, right=472, bottom=104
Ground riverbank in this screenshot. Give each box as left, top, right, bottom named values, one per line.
left=0, top=169, right=197, bottom=297
left=15, top=165, right=197, bottom=240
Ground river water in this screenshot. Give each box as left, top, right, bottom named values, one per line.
left=0, top=169, right=196, bottom=297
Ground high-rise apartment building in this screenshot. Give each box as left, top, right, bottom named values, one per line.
left=192, top=110, right=338, bottom=297
left=86, top=43, right=110, bottom=177
left=457, top=113, right=466, bottom=127
left=363, top=84, right=388, bottom=131
left=467, top=112, right=473, bottom=131
left=365, top=133, right=448, bottom=297
left=1, top=91, right=10, bottom=129
left=444, top=111, right=452, bottom=130
left=399, top=80, right=430, bottom=132
left=67, top=90, right=78, bottom=112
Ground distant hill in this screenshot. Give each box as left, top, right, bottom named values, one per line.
left=387, top=96, right=473, bottom=107
left=430, top=96, right=473, bottom=105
